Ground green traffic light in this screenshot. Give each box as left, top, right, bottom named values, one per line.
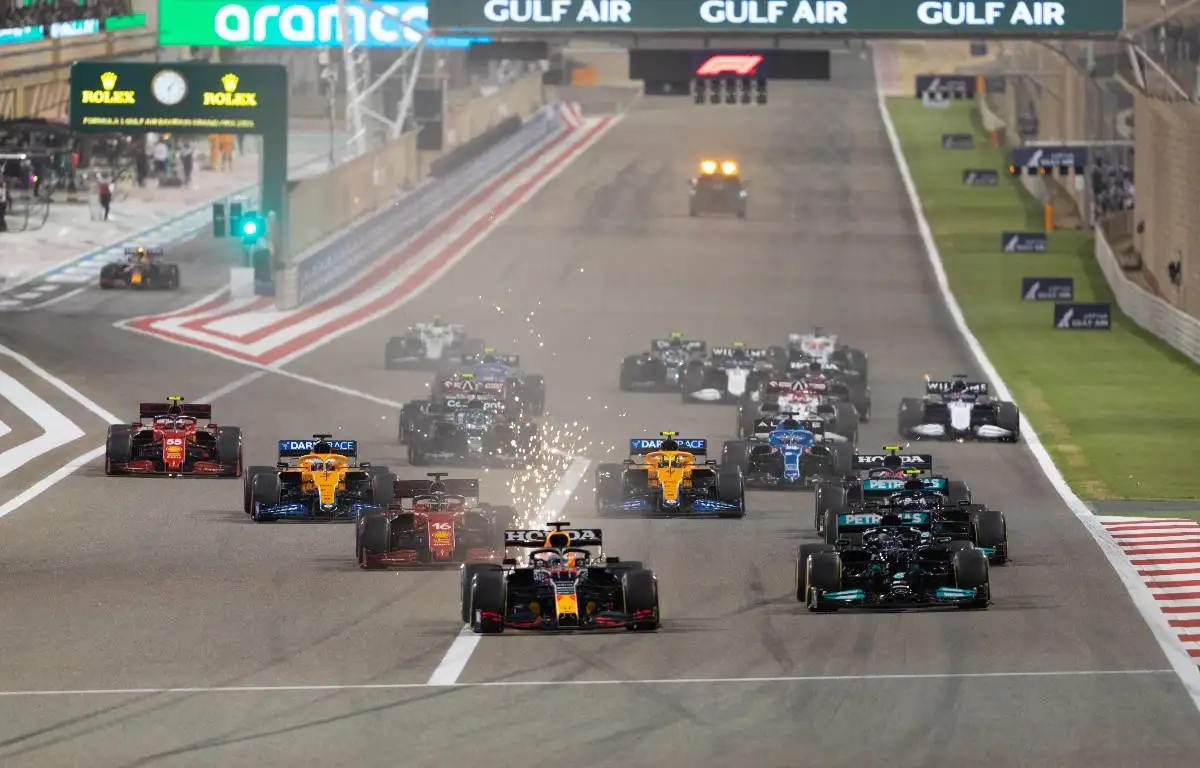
left=242, top=220, right=259, bottom=236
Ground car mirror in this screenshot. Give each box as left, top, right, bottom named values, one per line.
left=835, top=538, right=850, bottom=546
left=276, top=462, right=288, bottom=469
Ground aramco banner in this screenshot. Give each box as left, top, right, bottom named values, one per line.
left=159, top=0, right=491, bottom=47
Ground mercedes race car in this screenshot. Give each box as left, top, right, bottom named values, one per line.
left=243, top=436, right=394, bottom=522
left=782, top=329, right=869, bottom=383
left=618, top=333, right=707, bottom=391
left=384, top=317, right=483, bottom=369
left=688, top=159, right=747, bottom=218
left=796, top=516, right=992, bottom=612
left=721, top=417, right=852, bottom=490
left=105, top=396, right=242, bottom=477
left=357, top=473, right=514, bottom=568
left=898, top=375, right=1020, bottom=442
left=405, top=392, right=542, bottom=468
left=681, top=343, right=771, bottom=404
left=594, top=433, right=745, bottom=517
left=461, top=522, right=660, bottom=632
left=433, top=350, right=546, bottom=417
left=99, top=246, right=180, bottom=290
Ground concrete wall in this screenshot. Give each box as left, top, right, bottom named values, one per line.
left=442, top=72, right=544, bottom=149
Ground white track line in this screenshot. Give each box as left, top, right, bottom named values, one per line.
left=427, top=454, right=594, bottom=687
left=0, top=366, right=85, bottom=490
left=874, top=60, right=1200, bottom=712
left=0, top=668, right=1173, bottom=698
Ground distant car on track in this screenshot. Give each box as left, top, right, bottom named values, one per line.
left=721, top=416, right=852, bottom=490
left=619, top=333, right=707, bottom=391
left=688, top=159, right=747, bottom=218
left=356, top=473, right=514, bottom=568
left=384, top=316, right=483, bottom=369
left=243, top=435, right=393, bottom=522
left=681, top=343, right=772, bottom=404
left=432, top=350, right=546, bottom=417
left=594, top=433, right=745, bottom=517
left=461, top=521, right=660, bottom=633
left=99, top=246, right=180, bottom=290
left=105, top=395, right=241, bottom=477
left=898, top=375, right=1020, bottom=442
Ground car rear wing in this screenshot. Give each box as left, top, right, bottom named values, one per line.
left=629, top=437, right=707, bottom=456
left=443, top=396, right=505, bottom=412
left=833, top=510, right=932, bottom=532
left=461, top=353, right=520, bottom=367
left=124, top=247, right=164, bottom=256
left=277, top=439, right=358, bottom=458
left=861, top=477, right=948, bottom=494
left=504, top=528, right=603, bottom=547
left=926, top=379, right=988, bottom=395
left=395, top=477, right=480, bottom=499
left=651, top=338, right=705, bottom=352
left=853, top=453, right=933, bottom=470
left=139, top=402, right=212, bottom=420
left=441, top=378, right=505, bottom=395
left=710, top=346, right=768, bottom=359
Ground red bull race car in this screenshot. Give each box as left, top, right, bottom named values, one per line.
left=104, top=396, right=242, bottom=477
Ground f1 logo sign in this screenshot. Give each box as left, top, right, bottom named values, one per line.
left=695, top=55, right=764, bottom=77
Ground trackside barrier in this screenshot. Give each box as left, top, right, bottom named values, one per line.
left=1094, top=225, right=1200, bottom=365
left=276, top=104, right=568, bottom=309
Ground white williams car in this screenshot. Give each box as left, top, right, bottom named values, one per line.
left=897, top=375, right=1020, bottom=442
left=681, top=344, right=772, bottom=404
left=385, top=318, right=483, bottom=370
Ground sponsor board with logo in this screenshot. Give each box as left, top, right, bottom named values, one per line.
left=1011, top=145, right=1088, bottom=172
left=1001, top=231, right=1047, bottom=252
left=158, top=0, right=490, bottom=47
left=428, top=0, right=1124, bottom=33
left=916, top=74, right=976, bottom=99
left=962, top=169, right=998, bottom=186
left=629, top=49, right=829, bottom=81
left=942, top=133, right=973, bottom=149
left=1054, top=302, right=1111, bottom=330
left=1021, top=277, right=1073, bottom=301
left=0, top=14, right=146, bottom=45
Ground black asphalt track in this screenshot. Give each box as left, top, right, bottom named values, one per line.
left=0, top=50, right=1197, bottom=767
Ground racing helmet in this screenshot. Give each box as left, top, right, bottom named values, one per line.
left=951, top=379, right=967, bottom=394
left=659, top=438, right=680, bottom=452
left=807, top=361, right=822, bottom=375
left=432, top=315, right=446, bottom=327
left=781, top=417, right=800, bottom=429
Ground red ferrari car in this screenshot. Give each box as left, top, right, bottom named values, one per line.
left=105, top=396, right=242, bottom=477
left=356, top=473, right=513, bottom=568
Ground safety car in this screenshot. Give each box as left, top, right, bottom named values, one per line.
left=618, top=333, right=707, bottom=391
left=898, top=375, right=1020, bottom=442
left=105, top=395, right=242, bottom=477
left=688, top=159, right=747, bottom=218
left=461, top=522, right=660, bottom=632
left=594, top=433, right=744, bottom=517
left=384, top=316, right=482, bottom=369
left=243, top=435, right=394, bottom=522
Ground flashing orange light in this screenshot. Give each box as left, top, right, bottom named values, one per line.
left=700, top=160, right=718, bottom=174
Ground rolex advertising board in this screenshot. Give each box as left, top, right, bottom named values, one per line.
left=158, top=0, right=490, bottom=47
left=427, top=1, right=1124, bottom=35
left=69, top=61, right=287, bottom=134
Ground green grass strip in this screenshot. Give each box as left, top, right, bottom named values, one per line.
left=886, top=99, right=1200, bottom=501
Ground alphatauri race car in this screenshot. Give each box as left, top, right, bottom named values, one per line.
left=681, top=343, right=771, bottom=404
left=688, top=159, right=747, bottom=218
left=243, top=436, right=394, bottom=522
left=594, top=434, right=745, bottom=517
left=356, top=473, right=514, bottom=568
left=619, top=334, right=707, bottom=391
left=105, top=396, right=242, bottom=477
left=898, top=375, right=1020, bottom=442
left=384, top=317, right=482, bottom=369
left=461, top=522, right=660, bottom=632
left=721, top=417, right=852, bottom=489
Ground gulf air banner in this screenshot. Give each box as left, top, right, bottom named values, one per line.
left=429, top=0, right=1123, bottom=34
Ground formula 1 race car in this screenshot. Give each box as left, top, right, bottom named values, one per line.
left=782, top=329, right=869, bottom=383
left=105, top=395, right=242, bottom=477
left=243, top=435, right=394, bottom=522
left=594, top=433, right=745, bottom=517
left=405, top=392, right=542, bottom=468
left=434, top=350, right=546, bottom=417
left=356, top=473, right=515, bottom=568
left=384, top=317, right=483, bottom=369
left=898, top=375, right=1020, bottom=442
left=721, top=417, right=852, bottom=490
left=681, top=343, right=771, bottom=404
left=737, top=377, right=859, bottom=443
left=795, top=516, right=992, bottom=612
left=688, top=159, right=747, bottom=218
left=399, top=375, right=509, bottom=443
left=98, top=246, right=180, bottom=290
left=461, top=522, right=660, bottom=632
left=618, top=334, right=707, bottom=391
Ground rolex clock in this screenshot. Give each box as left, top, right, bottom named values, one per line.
left=151, top=69, right=188, bottom=106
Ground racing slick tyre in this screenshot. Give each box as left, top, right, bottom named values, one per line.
left=842, top=349, right=869, bottom=383
left=714, top=465, right=745, bottom=516
left=383, top=338, right=411, bottom=370
left=795, top=543, right=836, bottom=602
left=721, top=441, right=751, bottom=474
left=971, top=509, right=1008, bottom=565
left=104, top=424, right=133, bottom=475
left=996, top=401, right=1021, bottom=442
left=897, top=398, right=924, bottom=439
left=679, top=365, right=704, bottom=403
left=470, top=571, right=507, bottom=634
left=856, top=391, right=872, bottom=423
left=250, top=472, right=282, bottom=522
left=461, top=564, right=504, bottom=623
left=828, top=402, right=858, bottom=445
left=98, top=263, right=119, bottom=289
left=947, top=480, right=972, bottom=507
left=830, top=444, right=853, bottom=478
left=357, top=514, right=391, bottom=569
left=594, top=463, right=625, bottom=514
left=823, top=509, right=841, bottom=545
left=398, top=400, right=427, bottom=444
left=806, top=552, right=843, bottom=613
left=162, top=264, right=180, bottom=290
left=952, top=550, right=991, bottom=609
left=487, top=504, right=518, bottom=537
left=736, top=399, right=760, bottom=438
left=618, top=362, right=636, bottom=392
left=216, top=426, right=243, bottom=478
left=813, top=483, right=846, bottom=534
left=523, top=375, right=546, bottom=416
left=621, top=569, right=660, bottom=631
left=407, top=435, right=429, bottom=466
left=365, top=467, right=395, bottom=507
left=243, top=466, right=274, bottom=514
